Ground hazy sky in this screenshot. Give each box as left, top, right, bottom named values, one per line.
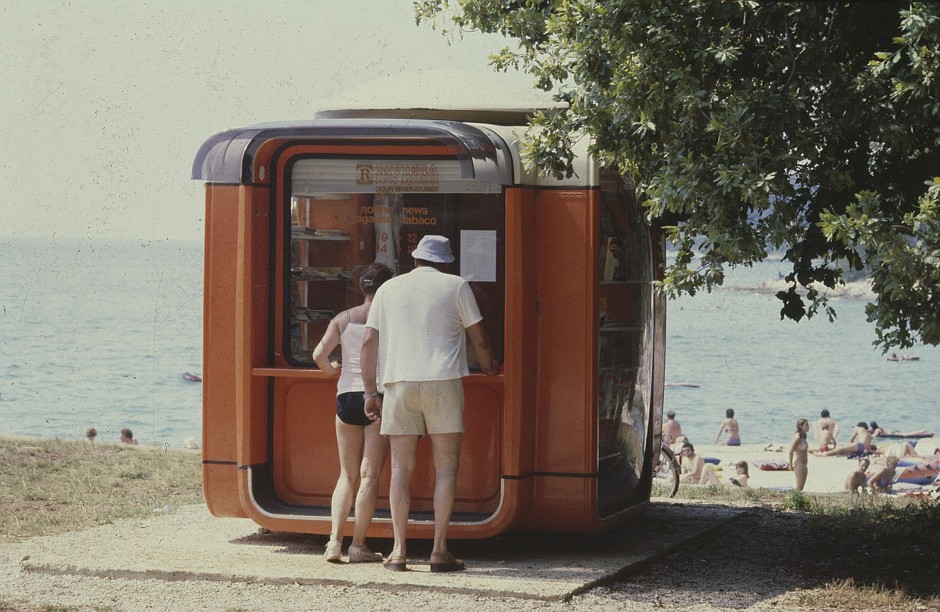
left=1, top=1, right=527, bottom=242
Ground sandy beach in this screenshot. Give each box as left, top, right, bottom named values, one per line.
left=687, top=441, right=940, bottom=494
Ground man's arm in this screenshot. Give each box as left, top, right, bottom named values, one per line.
left=466, top=321, right=498, bottom=375
left=361, top=327, right=382, bottom=420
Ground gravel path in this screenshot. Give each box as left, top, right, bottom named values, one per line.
left=1, top=502, right=928, bottom=611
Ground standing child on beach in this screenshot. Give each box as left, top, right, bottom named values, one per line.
left=789, top=419, right=809, bottom=491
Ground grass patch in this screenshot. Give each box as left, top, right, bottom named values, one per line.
left=801, top=495, right=940, bottom=595
left=669, top=482, right=940, bottom=603
left=0, top=435, right=202, bottom=541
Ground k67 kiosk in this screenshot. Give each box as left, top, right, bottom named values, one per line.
left=192, top=107, right=666, bottom=539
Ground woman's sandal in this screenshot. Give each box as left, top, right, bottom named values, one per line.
left=323, top=539, right=342, bottom=563
left=429, top=551, right=465, bottom=573
left=383, top=555, right=408, bottom=571
left=347, top=544, right=383, bottom=563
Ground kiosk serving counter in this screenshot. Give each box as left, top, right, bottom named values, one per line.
left=192, top=114, right=666, bottom=538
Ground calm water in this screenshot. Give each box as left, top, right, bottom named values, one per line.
left=1, top=238, right=937, bottom=448
left=666, top=259, right=940, bottom=446
left=0, top=238, right=203, bottom=447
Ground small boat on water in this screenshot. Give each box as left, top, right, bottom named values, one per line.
left=182, top=372, right=203, bottom=383
left=887, top=353, right=920, bottom=362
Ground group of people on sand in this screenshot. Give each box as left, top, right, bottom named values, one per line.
left=663, top=411, right=750, bottom=488
left=844, top=456, right=904, bottom=494
left=312, top=236, right=498, bottom=571
left=785, top=410, right=939, bottom=493
left=665, top=407, right=937, bottom=494
left=788, top=415, right=869, bottom=492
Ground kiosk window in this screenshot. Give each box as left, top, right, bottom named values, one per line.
left=285, top=163, right=505, bottom=369
left=596, top=171, right=654, bottom=516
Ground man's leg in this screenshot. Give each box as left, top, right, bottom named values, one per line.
left=387, top=434, right=419, bottom=560
left=429, top=432, right=461, bottom=556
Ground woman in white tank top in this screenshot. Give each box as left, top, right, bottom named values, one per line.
left=313, top=262, right=393, bottom=563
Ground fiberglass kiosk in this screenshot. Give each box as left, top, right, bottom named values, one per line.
left=192, top=104, right=666, bottom=539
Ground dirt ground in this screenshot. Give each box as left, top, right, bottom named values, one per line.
left=591, top=503, right=940, bottom=610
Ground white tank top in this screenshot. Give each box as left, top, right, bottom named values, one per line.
left=336, top=319, right=383, bottom=396
left=336, top=321, right=366, bottom=395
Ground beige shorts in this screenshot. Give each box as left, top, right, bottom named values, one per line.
left=380, top=379, right=464, bottom=436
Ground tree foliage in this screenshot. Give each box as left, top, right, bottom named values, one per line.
left=416, top=1, right=940, bottom=350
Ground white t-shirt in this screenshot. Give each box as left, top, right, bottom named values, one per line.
left=366, top=266, right=483, bottom=384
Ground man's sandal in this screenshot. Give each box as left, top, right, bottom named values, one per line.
left=383, top=556, right=408, bottom=571
left=429, top=551, right=465, bottom=572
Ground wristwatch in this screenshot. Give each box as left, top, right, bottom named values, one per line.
left=363, top=391, right=380, bottom=400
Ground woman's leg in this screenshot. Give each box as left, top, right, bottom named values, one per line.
left=823, top=444, right=853, bottom=457
left=350, top=420, right=390, bottom=548
left=330, top=418, right=364, bottom=545
left=795, top=464, right=808, bottom=491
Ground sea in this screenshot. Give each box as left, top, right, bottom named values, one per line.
left=1, top=237, right=938, bottom=448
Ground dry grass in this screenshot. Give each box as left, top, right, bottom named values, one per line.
left=0, top=435, right=202, bottom=541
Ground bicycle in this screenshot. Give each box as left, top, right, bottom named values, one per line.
left=653, top=437, right=680, bottom=498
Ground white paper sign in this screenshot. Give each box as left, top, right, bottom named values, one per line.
left=459, top=230, right=497, bottom=282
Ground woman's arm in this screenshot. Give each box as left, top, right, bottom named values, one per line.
left=866, top=468, right=888, bottom=489
left=312, top=316, right=342, bottom=375
left=714, top=421, right=726, bottom=445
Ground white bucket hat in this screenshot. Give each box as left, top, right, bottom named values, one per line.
left=411, top=235, right=455, bottom=263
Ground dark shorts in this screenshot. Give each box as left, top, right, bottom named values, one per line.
left=336, top=392, right=375, bottom=426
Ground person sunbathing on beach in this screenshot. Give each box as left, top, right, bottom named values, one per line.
left=868, top=421, right=933, bottom=438
left=867, top=456, right=900, bottom=492
left=879, top=441, right=919, bottom=458
left=821, top=422, right=875, bottom=457
left=714, top=409, right=741, bottom=446
left=814, top=409, right=839, bottom=445
left=814, top=423, right=836, bottom=452
left=679, top=443, right=721, bottom=485
left=663, top=411, right=682, bottom=445
left=729, top=461, right=749, bottom=488
left=845, top=457, right=870, bottom=493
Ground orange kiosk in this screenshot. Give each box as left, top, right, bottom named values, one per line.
left=192, top=108, right=666, bottom=538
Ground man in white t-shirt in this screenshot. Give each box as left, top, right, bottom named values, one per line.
left=361, top=235, right=498, bottom=573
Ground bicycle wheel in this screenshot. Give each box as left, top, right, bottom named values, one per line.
left=653, top=446, right=680, bottom=498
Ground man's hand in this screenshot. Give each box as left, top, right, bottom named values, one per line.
left=364, top=396, right=383, bottom=421
left=482, top=359, right=500, bottom=376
